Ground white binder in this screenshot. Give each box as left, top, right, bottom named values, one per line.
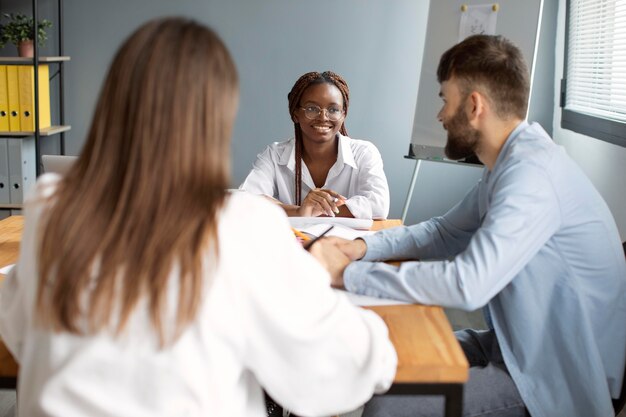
left=7, top=138, right=36, bottom=207
left=0, top=139, right=10, bottom=205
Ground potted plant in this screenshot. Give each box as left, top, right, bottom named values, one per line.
left=0, top=13, right=52, bottom=57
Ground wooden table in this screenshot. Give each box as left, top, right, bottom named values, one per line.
left=365, top=305, right=467, bottom=417
left=0, top=216, right=21, bottom=270
left=365, top=220, right=467, bottom=416
left=0, top=215, right=21, bottom=388
left=370, top=219, right=403, bottom=231
left=0, top=216, right=468, bottom=416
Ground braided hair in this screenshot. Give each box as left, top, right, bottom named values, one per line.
left=287, top=71, right=350, bottom=205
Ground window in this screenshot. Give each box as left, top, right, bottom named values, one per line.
left=561, top=0, right=626, bottom=147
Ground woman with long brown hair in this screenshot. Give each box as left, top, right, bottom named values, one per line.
left=240, top=71, right=390, bottom=219
left=0, top=18, right=396, bottom=417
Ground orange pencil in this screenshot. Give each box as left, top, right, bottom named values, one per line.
left=292, top=227, right=311, bottom=242
left=303, top=225, right=334, bottom=251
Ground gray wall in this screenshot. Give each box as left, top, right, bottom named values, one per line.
left=2, top=0, right=622, bottom=235
left=59, top=0, right=429, bottom=220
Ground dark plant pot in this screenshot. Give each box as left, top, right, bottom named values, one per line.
left=17, top=40, right=34, bottom=58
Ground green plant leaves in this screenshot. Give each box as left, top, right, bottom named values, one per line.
left=0, top=13, right=52, bottom=48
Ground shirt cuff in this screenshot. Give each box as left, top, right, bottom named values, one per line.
left=344, top=259, right=415, bottom=303
left=360, top=233, right=388, bottom=261
left=344, top=197, right=373, bottom=220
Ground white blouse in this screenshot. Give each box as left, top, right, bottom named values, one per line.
left=239, top=134, right=390, bottom=219
left=0, top=174, right=397, bottom=417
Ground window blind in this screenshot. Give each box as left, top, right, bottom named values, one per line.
left=565, top=0, right=626, bottom=123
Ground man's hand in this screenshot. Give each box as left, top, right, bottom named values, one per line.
left=308, top=239, right=352, bottom=288
left=322, top=237, right=367, bottom=261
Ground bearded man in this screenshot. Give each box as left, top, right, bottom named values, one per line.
left=311, top=35, right=626, bottom=417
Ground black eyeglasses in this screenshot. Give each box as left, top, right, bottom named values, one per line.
left=299, top=105, right=344, bottom=121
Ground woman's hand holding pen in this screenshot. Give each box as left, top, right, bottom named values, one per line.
left=298, top=188, right=346, bottom=217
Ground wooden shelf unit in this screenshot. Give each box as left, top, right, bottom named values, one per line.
left=0, top=0, right=68, bottom=216
left=0, top=56, right=70, bottom=64
left=0, top=125, right=71, bottom=137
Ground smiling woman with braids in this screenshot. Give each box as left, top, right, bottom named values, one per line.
left=240, top=71, right=390, bottom=219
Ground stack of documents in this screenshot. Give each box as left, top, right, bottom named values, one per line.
left=288, top=216, right=373, bottom=230
left=289, top=217, right=375, bottom=240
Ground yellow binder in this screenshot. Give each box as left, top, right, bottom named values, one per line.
left=18, top=65, right=51, bottom=132
left=6, top=66, right=21, bottom=132
left=0, top=66, right=9, bottom=132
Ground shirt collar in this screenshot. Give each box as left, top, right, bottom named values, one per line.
left=277, top=138, right=297, bottom=171
left=337, top=133, right=357, bottom=169
left=492, top=120, right=528, bottom=171
left=277, top=134, right=357, bottom=171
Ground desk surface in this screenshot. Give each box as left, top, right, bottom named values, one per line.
left=0, top=215, right=468, bottom=384
left=0, top=216, right=21, bottom=270
left=370, top=219, right=402, bottom=231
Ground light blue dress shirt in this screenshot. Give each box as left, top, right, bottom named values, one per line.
left=345, top=122, right=626, bottom=417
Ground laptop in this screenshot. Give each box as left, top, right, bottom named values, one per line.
left=41, top=155, right=78, bottom=175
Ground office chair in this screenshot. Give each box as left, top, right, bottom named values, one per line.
left=614, top=242, right=626, bottom=415
left=41, top=155, right=78, bottom=175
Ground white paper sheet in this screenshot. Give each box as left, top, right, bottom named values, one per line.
left=297, top=223, right=375, bottom=240
left=459, top=4, right=498, bottom=42
left=289, top=217, right=373, bottom=230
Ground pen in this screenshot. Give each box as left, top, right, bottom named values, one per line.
left=303, top=225, right=334, bottom=251
left=292, top=227, right=311, bottom=242
left=332, top=195, right=346, bottom=214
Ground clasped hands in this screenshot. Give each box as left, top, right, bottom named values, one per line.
left=308, top=237, right=367, bottom=289
left=297, top=188, right=346, bottom=217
